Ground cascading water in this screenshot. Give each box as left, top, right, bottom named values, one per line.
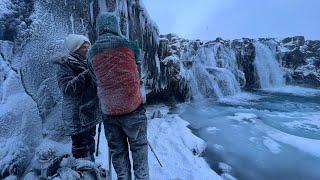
left=180, top=43, right=241, bottom=99
left=253, top=41, right=285, bottom=89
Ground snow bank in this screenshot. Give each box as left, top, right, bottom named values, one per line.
left=146, top=105, right=221, bottom=179
left=94, top=105, right=221, bottom=179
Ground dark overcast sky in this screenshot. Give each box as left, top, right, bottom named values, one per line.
left=142, top=0, right=320, bottom=40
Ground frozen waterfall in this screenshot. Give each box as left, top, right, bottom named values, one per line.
left=254, top=41, right=285, bottom=89
left=181, top=44, right=241, bottom=99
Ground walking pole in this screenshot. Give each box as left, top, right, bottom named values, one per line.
left=108, top=148, right=112, bottom=180
left=148, top=142, right=163, bottom=167
left=96, top=122, right=102, bottom=156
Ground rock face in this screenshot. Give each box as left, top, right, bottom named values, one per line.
left=231, top=38, right=257, bottom=89
left=1, top=0, right=161, bottom=137
left=280, top=36, right=320, bottom=87
left=0, top=0, right=161, bottom=178
left=0, top=40, right=42, bottom=179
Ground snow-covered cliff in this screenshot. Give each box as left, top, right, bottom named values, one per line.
left=155, top=34, right=319, bottom=101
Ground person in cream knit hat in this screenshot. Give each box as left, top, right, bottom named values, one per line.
left=56, top=34, right=101, bottom=161
left=64, top=34, right=91, bottom=53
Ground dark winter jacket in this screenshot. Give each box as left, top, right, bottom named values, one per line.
left=56, top=52, right=101, bottom=135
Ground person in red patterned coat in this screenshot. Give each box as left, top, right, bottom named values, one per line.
left=88, top=13, right=149, bottom=180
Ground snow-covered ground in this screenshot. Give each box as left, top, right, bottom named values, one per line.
left=96, top=104, right=221, bottom=180
left=14, top=104, right=221, bottom=179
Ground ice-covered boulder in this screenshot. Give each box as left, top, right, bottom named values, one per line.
left=0, top=40, right=43, bottom=178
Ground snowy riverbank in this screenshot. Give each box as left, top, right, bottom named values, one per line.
left=15, top=104, right=221, bottom=179
left=96, top=104, right=221, bottom=180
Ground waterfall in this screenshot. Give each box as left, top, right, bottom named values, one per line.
left=254, top=41, right=285, bottom=89
left=181, top=43, right=242, bottom=99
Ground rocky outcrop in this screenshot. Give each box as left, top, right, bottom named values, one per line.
left=280, top=36, right=320, bottom=87
left=0, top=40, right=42, bottom=178
left=231, top=38, right=257, bottom=89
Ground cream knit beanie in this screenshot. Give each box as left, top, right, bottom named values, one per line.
left=64, top=34, right=91, bottom=53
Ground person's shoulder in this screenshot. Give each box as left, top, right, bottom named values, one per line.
left=52, top=54, right=74, bottom=72
left=51, top=53, right=68, bottom=65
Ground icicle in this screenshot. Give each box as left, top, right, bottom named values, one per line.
left=89, top=1, right=94, bottom=25
left=50, top=13, right=54, bottom=22
left=80, top=18, right=85, bottom=29
left=155, top=55, right=160, bottom=74
left=70, top=14, right=75, bottom=34
left=98, top=0, right=107, bottom=13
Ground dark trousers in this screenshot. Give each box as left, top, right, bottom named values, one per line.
left=104, top=105, right=149, bottom=180
left=71, top=126, right=96, bottom=161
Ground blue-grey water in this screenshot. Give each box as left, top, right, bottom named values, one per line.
left=175, top=88, right=320, bottom=180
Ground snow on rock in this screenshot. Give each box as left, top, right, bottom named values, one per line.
left=146, top=104, right=170, bottom=119
left=280, top=36, right=320, bottom=88
left=207, top=126, right=220, bottom=133
left=218, top=162, right=232, bottom=174
left=0, top=91, right=42, bottom=178
left=0, top=41, right=42, bottom=178
left=34, top=139, right=70, bottom=163
left=227, top=113, right=258, bottom=124
left=212, top=144, right=225, bottom=152
left=0, top=0, right=12, bottom=17
left=0, top=136, right=32, bottom=178
left=146, top=106, right=221, bottom=179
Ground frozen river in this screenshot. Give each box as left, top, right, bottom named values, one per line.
left=175, top=87, right=320, bottom=180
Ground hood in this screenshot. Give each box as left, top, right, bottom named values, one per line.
left=96, top=12, right=122, bottom=36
